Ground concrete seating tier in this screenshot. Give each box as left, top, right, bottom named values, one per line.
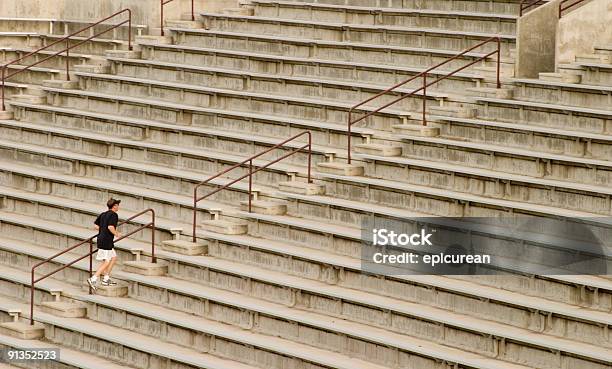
left=1, top=161, right=611, bottom=335
left=0, top=325, right=138, bottom=369
left=0, top=204, right=609, bottom=368
left=31, top=84, right=612, bottom=190
left=1, top=47, right=97, bottom=69
left=198, top=12, right=515, bottom=53
left=109, top=47, right=481, bottom=92
left=277, top=0, right=528, bottom=15
left=248, top=0, right=518, bottom=34
left=167, top=27, right=503, bottom=70
left=426, top=114, right=612, bottom=158
left=2, top=3, right=610, bottom=368
left=0, top=296, right=263, bottom=369
left=0, top=128, right=309, bottom=215
left=139, top=42, right=488, bottom=89
left=0, top=32, right=41, bottom=48
left=0, top=17, right=145, bottom=39
left=9, top=95, right=612, bottom=220
left=510, top=78, right=612, bottom=110
left=75, top=69, right=451, bottom=112
left=40, top=82, right=425, bottom=133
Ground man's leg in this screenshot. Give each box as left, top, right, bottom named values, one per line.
left=94, top=260, right=111, bottom=278
left=103, top=256, right=117, bottom=279
left=88, top=256, right=111, bottom=290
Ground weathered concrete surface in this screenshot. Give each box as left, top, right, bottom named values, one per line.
left=515, top=0, right=562, bottom=78
left=556, top=0, right=612, bottom=64
left=0, top=0, right=235, bottom=29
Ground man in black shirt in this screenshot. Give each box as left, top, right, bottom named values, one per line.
left=87, top=198, right=122, bottom=291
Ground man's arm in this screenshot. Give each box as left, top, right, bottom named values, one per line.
left=108, top=213, right=120, bottom=239
left=94, top=215, right=100, bottom=231
left=108, top=225, right=120, bottom=238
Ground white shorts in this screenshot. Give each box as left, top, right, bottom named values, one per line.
left=96, top=249, right=117, bottom=261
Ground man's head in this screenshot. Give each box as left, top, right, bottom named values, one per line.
left=107, top=198, right=121, bottom=212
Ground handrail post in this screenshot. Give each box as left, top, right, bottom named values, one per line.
left=30, top=268, right=35, bottom=325
left=1, top=66, right=5, bottom=111
left=307, top=132, right=312, bottom=183
left=347, top=110, right=352, bottom=164
left=66, top=39, right=70, bottom=81
left=161, top=0, right=166, bottom=37
left=422, top=73, right=427, bottom=126
left=192, top=0, right=196, bottom=21
left=248, top=159, right=253, bottom=213
left=192, top=187, right=197, bottom=243
left=88, top=239, right=93, bottom=294
left=128, top=9, right=133, bottom=51
left=151, top=209, right=156, bottom=263
left=496, top=37, right=501, bottom=89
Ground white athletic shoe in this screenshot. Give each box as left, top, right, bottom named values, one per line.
left=87, top=277, right=98, bottom=292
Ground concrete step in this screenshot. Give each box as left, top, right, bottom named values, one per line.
left=277, top=180, right=326, bottom=195
left=161, top=239, right=208, bottom=255
left=466, top=86, right=514, bottom=99
left=539, top=72, right=582, bottom=84
left=92, top=283, right=128, bottom=297
left=473, top=64, right=515, bottom=78
left=240, top=200, right=287, bottom=215
left=164, top=19, right=203, bottom=29
left=41, top=79, right=79, bottom=89
left=122, top=260, right=168, bottom=276
left=221, top=7, right=255, bottom=16
left=0, top=296, right=262, bottom=369
left=428, top=104, right=478, bottom=118
left=201, top=219, right=248, bottom=235
left=353, top=143, right=402, bottom=156
left=391, top=123, right=441, bottom=136
left=40, top=300, right=87, bottom=318
left=103, top=49, right=142, bottom=59
left=0, top=330, right=140, bottom=369
left=1, top=208, right=611, bottom=358
left=10, top=93, right=46, bottom=104
left=575, top=53, right=611, bottom=64
left=316, top=161, right=365, bottom=176
left=2, top=244, right=607, bottom=369
left=135, top=35, right=173, bottom=45
left=0, top=318, right=44, bottom=340
left=72, top=64, right=109, bottom=74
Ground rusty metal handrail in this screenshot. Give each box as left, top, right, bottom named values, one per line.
left=347, top=36, right=501, bottom=164
left=192, top=131, right=312, bottom=242
left=559, top=0, right=587, bottom=16
left=161, top=0, right=195, bottom=36
left=1, top=9, right=133, bottom=111
left=519, top=0, right=548, bottom=16
left=29, top=208, right=155, bottom=325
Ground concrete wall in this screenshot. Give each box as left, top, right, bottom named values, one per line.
left=556, top=0, right=612, bottom=64
left=0, top=0, right=236, bottom=28
left=515, top=0, right=562, bottom=78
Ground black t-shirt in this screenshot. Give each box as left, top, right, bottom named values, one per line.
left=94, top=210, right=119, bottom=250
